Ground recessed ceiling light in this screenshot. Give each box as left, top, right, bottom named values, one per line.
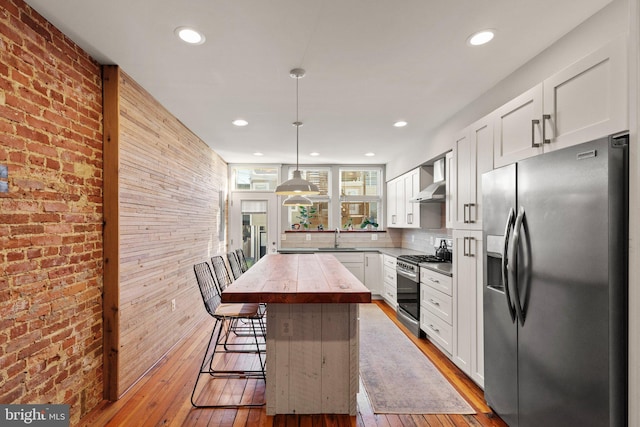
left=393, top=121, right=408, bottom=127
left=175, top=27, right=206, bottom=45
left=232, top=119, right=248, bottom=127
left=468, top=30, right=495, bottom=46
left=310, top=152, right=320, bottom=156
left=364, top=152, right=375, bottom=157
left=253, top=152, right=263, bottom=156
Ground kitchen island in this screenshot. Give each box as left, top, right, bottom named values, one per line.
left=221, top=253, right=371, bottom=415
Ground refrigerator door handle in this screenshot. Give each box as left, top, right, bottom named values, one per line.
left=511, top=206, right=526, bottom=326
left=502, top=207, right=517, bottom=322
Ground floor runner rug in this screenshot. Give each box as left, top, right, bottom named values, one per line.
left=359, top=304, right=475, bottom=414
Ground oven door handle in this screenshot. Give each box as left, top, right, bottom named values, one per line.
left=396, top=268, right=418, bottom=281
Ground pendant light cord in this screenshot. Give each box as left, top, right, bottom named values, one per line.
left=295, top=75, right=300, bottom=171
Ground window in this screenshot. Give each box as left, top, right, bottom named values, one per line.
left=288, top=202, right=329, bottom=231
left=289, top=167, right=330, bottom=196
left=282, top=165, right=384, bottom=230
left=340, top=169, right=379, bottom=196
left=285, top=167, right=331, bottom=230
left=339, top=168, right=382, bottom=229
left=231, top=166, right=279, bottom=191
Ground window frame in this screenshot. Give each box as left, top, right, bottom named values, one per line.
left=280, top=164, right=385, bottom=231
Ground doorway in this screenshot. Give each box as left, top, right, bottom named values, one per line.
left=228, top=193, right=279, bottom=264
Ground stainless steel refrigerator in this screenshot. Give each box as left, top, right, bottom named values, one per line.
left=482, top=134, right=628, bottom=427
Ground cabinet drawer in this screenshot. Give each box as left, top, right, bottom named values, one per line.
left=383, top=265, right=397, bottom=286
left=420, top=268, right=452, bottom=296
left=383, top=254, right=397, bottom=269
left=383, top=283, right=397, bottom=307
left=421, top=310, right=452, bottom=354
left=329, top=252, right=364, bottom=263
left=421, top=285, right=452, bottom=325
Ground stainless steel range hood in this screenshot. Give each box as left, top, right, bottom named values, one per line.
left=410, top=157, right=446, bottom=203
left=410, top=181, right=445, bottom=202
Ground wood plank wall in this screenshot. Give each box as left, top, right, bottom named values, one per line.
left=102, top=65, right=228, bottom=399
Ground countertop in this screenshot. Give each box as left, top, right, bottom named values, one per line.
left=419, top=262, right=453, bottom=277
left=278, top=246, right=453, bottom=277
left=221, top=253, right=372, bottom=304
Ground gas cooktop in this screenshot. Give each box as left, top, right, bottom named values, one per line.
left=396, top=254, right=448, bottom=265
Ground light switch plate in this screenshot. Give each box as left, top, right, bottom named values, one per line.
left=371, top=234, right=378, bottom=241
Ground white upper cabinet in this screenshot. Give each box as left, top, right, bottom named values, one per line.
left=445, top=151, right=454, bottom=229
left=386, top=167, right=440, bottom=229
left=493, top=84, right=544, bottom=168
left=542, top=35, right=627, bottom=151
left=386, top=176, right=399, bottom=227
left=452, top=115, right=494, bottom=230
left=404, top=169, right=420, bottom=227
left=494, top=35, right=627, bottom=168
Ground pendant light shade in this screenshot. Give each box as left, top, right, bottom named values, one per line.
left=275, top=170, right=319, bottom=195
left=282, top=194, right=313, bottom=206
left=275, top=68, right=320, bottom=197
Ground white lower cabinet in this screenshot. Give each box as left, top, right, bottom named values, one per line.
left=364, top=253, right=382, bottom=296
left=420, top=268, right=453, bottom=356
left=328, top=252, right=365, bottom=283
left=382, top=255, right=397, bottom=309
left=452, top=229, right=484, bottom=388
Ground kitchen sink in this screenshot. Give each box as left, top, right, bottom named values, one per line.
left=315, top=247, right=359, bottom=252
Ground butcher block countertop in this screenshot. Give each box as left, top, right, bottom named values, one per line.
left=221, top=253, right=372, bottom=304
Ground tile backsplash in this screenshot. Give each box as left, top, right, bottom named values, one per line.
left=401, top=228, right=452, bottom=255
left=280, top=229, right=402, bottom=248
left=279, top=227, right=451, bottom=255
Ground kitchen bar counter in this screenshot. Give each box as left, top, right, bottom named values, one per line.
left=221, top=253, right=371, bottom=304
left=221, top=253, right=370, bottom=415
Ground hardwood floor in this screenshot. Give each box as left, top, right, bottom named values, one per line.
left=80, top=301, right=507, bottom=427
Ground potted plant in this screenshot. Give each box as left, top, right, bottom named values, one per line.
left=360, top=217, right=379, bottom=230
left=296, top=205, right=317, bottom=229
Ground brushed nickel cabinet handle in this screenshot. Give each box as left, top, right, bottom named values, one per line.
left=542, top=114, right=551, bottom=144
left=531, top=119, right=541, bottom=147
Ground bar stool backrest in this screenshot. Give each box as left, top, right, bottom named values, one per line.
left=227, top=251, right=243, bottom=280
left=211, top=255, right=233, bottom=290
left=235, top=248, right=249, bottom=272
left=193, top=262, right=222, bottom=317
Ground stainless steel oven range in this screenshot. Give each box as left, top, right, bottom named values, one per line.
left=396, top=254, right=446, bottom=337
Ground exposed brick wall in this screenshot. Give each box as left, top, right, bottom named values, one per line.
left=0, top=0, right=104, bottom=424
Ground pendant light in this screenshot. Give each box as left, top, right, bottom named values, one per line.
left=275, top=68, right=320, bottom=197
left=282, top=195, right=313, bottom=206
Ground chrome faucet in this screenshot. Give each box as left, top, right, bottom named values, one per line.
left=334, top=228, right=340, bottom=248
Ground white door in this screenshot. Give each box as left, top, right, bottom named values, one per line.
left=229, top=193, right=279, bottom=265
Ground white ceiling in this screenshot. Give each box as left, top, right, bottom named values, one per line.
left=25, top=0, right=611, bottom=166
